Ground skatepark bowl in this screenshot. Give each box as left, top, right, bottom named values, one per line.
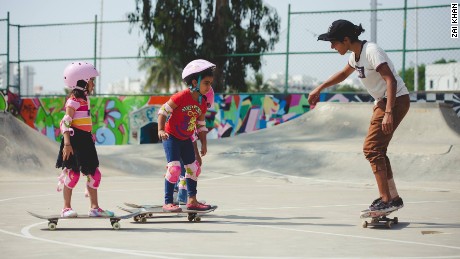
left=1, top=102, right=459, bottom=258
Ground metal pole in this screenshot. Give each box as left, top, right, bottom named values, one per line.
left=6, top=12, right=10, bottom=95
left=414, top=0, right=419, bottom=92
left=94, top=15, right=98, bottom=94
left=402, top=0, right=408, bottom=81
left=98, top=0, right=104, bottom=95
left=371, top=0, right=378, bottom=42
left=284, top=4, right=291, bottom=94
left=17, top=25, right=21, bottom=97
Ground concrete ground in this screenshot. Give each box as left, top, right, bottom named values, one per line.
left=1, top=102, right=459, bottom=258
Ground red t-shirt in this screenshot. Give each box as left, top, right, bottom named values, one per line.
left=165, top=89, right=208, bottom=140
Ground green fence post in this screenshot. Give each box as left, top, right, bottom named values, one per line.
left=94, top=15, right=98, bottom=94
left=6, top=12, right=10, bottom=95
left=284, top=4, right=291, bottom=94
left=17, top=25, right=21, bottom=97
left=402, top=0, right=408, bottom=81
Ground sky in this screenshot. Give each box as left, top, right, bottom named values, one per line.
left=0, top=0, right=457, bottom=94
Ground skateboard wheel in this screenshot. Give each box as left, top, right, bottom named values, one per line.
left=362, top=221, right=368, bottom=228
left=188, top=215, right=195, bottom=222
left=393, top=217, right=398, bottom=224
left=194, top=217, right=201, bottom=222
left=48, top=222, right=57, bottom=231
left=385, top=221, right=392, bottom=229
left=140, top=217, right=147, bottom=223
left=133, top=216, right=139, bottom=222
left=112, top=222, right=121, bottom=230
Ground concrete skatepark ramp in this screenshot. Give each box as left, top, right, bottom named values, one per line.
left=1, top=102, right=459, bottom=181
left=0, top=112, right=58, bottom=177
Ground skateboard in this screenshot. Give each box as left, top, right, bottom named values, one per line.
left=360, top=208, right=399, bottom=229
left=121, top=202, right=218, bottom=223
left=28, top=211, right=140, bottom=230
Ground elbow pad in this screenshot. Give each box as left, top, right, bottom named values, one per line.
left=196, top=120, right=208, bottom=133
left=60, top=114, right=74, bottom=136
left=158, top=102, right=173, bottom=117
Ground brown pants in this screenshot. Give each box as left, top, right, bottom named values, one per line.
left=363, top=94, right=410, bottom=179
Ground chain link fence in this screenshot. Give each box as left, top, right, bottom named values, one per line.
left=0, top=4, right=458, bottom=96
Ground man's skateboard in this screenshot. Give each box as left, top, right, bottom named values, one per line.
left=360, top=208, right=399, bottom=229
left=28, top=211, right=140, bottom=230
left=121, top=202, right=218, bottom=223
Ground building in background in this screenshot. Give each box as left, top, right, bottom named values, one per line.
left=21, top=65, right=35, bottom=96
left=425, top=63, right=460, bottom=91
left=107, top=77, right=142, bottom=94
left=0, top=62, right=37, bottom=95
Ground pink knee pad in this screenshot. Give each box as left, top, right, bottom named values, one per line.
left=165, top=161, right=181, bottom=183
left=86, top=168, right=101, bottom=189
left=64, top=169, right=80, bottom=189
left=185, top=160, right=201, bottom=181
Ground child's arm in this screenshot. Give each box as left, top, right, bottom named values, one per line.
left=197, top=114, right=207, bottom=156
left=193, top=141, right=202, bottom=165
left=61, top=106, right=75, bottom=161
left=157, top=100, right=177, bottom=141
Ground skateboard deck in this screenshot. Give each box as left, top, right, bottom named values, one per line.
left=360, top=208, right=399, bottom=229
left=121, top=203, right=218, bottom=223
left=28, top=211, right=140, bottom=230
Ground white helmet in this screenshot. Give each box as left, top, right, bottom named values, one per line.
left=182, top=59, right=216, bottom=80
left=63, top=61, right=99, bottom=90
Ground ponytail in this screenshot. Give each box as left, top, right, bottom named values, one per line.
left=347, top=23, right=365, bottom=42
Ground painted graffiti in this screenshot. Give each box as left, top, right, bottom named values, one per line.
left=6, top=91, right=460, bottom=145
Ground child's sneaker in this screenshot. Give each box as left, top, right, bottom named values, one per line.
left=186, top=202, right=212, bottom=211
left=162, top=203, right=182, bottom=212
left=61, top=208, right=77, bottom=218
left=88, top=207, right=114, bottom=217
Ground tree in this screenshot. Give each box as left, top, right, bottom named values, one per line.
left=128, top=0, right=280, bottom=93
left=433, top=58, right=457, bottom=64
left=399, top=64, right=425, bottom=92
left=138, top=56, right=182, bottom=93
left=246, top=73, right=279, bottom=93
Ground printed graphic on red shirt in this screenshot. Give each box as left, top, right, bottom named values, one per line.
left=165, top=90, right=207, bottom=140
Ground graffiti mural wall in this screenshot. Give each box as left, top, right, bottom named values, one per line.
left=7, top=91, right=460, bottom=145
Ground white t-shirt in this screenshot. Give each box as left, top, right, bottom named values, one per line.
left=348, top=41, right=409, bottom=100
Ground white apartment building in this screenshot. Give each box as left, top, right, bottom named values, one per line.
left=425, top=63, right=460, bottom=91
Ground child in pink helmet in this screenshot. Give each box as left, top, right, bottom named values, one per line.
left=174, top=86, right=215, bottom=205
left=158, top=59, right=215, bottom=212
left=56, top=61, right=114, bottom=218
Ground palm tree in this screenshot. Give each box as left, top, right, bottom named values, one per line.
left=139, top=56, right=182, bottom=93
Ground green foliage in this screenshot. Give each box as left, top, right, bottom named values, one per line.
left=433, top=58, right=457, bottom=64
left=128, top=0, right=280, bottom=93
left=398, top=64, right=425, bottom=91
left=139, top=57, right=182, bottom=93
left=334, top=84, right=362, bottom=93
left=246, top=73, right=280, bottom=93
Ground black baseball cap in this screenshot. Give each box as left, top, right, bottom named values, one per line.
left=317, top=19, right=356, bottom=41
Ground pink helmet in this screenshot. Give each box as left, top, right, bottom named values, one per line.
left=182, top=59, right=216, bottom=80
left=205, top=87, right=215, bottom=109
left=63, top=61, right=99, bottom=90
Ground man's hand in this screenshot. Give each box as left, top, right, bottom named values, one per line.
left=382, top=112, right=394, bottom=135
left=308, top=88, right=321, bottom=107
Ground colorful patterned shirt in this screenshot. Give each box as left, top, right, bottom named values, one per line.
left=65, top=96, right=92, bottom=132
